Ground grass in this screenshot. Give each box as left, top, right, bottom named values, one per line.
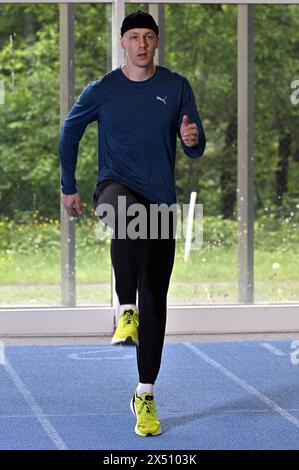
left=0, top=210, right=298, bottom=306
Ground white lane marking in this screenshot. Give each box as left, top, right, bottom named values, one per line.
left=67, top=350, right=134, bottom=360
left=60, top=346, right=116, bottom=350
left=260, top=343, right=288, bottom=356
left=183, top=342, right=299, bottom=430
left=59, top=346, right=135, bottom=361
left=2, top=358, right=68, bottom=450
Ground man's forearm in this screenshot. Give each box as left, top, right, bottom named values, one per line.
left=59, top=125, right=79, bottom=195
left=58, top=81, right=99, bottom=195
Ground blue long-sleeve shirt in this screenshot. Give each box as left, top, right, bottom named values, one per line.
left=59, top=64, right=206, bottom=205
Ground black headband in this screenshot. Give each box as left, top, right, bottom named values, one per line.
left=121, top=10, right=159, bottom=37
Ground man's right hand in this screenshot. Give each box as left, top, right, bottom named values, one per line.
left=61, top=192, right=82, bottom=217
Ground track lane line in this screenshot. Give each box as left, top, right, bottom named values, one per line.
left=183, top=342, right=299, bottom=429
left=2, top=358, right=68, bottom=450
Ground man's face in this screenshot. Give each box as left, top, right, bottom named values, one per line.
left=120, top=28, right=159, bottom=67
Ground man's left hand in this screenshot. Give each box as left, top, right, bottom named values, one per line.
left=180, top=115, right=199, bottom=147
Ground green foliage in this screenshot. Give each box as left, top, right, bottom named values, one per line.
left=0, top=3, right=299, bottom=221
left=0, top=209, right=110, bottom=254
left=1, top=210, right=298, bottom=255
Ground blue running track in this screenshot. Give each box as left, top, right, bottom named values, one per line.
left=0, top=340, right=299, bottom=450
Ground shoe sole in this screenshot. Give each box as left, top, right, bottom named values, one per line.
left=130, top=396, right=161, bottom=437
left=111, top=336, right=138, bottom=346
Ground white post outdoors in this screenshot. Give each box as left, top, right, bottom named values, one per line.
left=184, top=191, right=197, bottom=262
left=0, top=80, right=4, bottom=105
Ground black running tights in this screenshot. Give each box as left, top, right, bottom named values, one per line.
left=93, top=180, right=176, bottom=384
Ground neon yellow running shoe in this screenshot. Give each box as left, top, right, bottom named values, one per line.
left=111, top=307, right=139, bottom=346
left=130, top=388, right=161, bottom=437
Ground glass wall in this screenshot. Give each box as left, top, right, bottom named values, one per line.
left=0, top=4, right=61, bottom=306
left=160, top=2, right=299, bottom=306
left=74, top=2, right=111, bottom=306
left=1, top=2, right=298, bottom=309
left=0, top=3, right=112, bottom=307
left=164, top=3, right=238, bottom=304
left=253, top=4, right=299, bottom=303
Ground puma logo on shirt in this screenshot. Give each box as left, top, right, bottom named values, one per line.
left=156, top=95, right=167, bottom=105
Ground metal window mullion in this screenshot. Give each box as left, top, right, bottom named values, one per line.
left=60, top=3, right=76, bottom=307
left=111, top=0, right=125, bottom=316
left=149, top=3, right=165, bottom=66
left=237, top=4, right=254, bottom=303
